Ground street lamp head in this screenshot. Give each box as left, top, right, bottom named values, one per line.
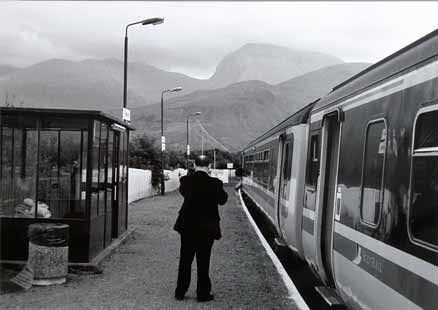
left=194, top=111, right=202, bottom=116
left=171, top=86, right=183, bottom=92
left=142, top=17, right=164, bottom=26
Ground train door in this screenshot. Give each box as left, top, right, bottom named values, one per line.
left=301, top=128, right=321, bottom=274
left=318, top=111, right=342, bottom=286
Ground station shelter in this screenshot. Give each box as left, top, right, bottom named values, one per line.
left=0, top=107, right=133, bottom=263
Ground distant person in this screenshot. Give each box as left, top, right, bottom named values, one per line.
left=173, top=155, right=228, bottom=302
left=234, top=167, right=246, bottom=191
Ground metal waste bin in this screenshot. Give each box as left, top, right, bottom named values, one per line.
left=28, top=223, right=69, bottom=285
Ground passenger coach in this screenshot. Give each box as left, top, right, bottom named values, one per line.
left=241, top=29, right=438, bottom=309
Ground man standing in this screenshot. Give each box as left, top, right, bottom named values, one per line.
left=173, top=155, right=228, bottom=302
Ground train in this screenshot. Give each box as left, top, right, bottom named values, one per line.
left=240, top=29, right=438, bottom=309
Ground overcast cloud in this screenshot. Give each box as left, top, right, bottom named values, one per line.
left=1, top=1, right=438, bottom=78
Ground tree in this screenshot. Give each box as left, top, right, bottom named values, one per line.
left=129, top=134, right=161, bottom=190
left=166, top=149, right=186, bottom=170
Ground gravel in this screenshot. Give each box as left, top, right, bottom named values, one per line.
left=0, top=186, right=298, bottom=310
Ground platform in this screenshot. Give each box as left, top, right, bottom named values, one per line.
left=0, top=186, right=301, bottom=309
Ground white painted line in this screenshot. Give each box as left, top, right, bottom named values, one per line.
left=238, top=190, right=310, bottom=310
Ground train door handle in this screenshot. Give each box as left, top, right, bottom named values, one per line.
left=335, top=190, right=342, bottom=221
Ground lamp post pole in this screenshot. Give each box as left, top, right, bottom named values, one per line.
left=161, top=91, right=165, bottom=195
left=186, top=117, right=189, bottom=168
left=160, top=87, right=183, bottom=195
left=186, top=112, right=201, bottom=169
left=123, top=34, right=128, bottom=108
left=123, top=17, right=163, bottom=110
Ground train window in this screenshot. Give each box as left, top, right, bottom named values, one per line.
left=360, top=120, right=387, bottom=227
left=306, top=134, right=320, bottom=188
left=281, top=138, right=294, bottom=200
left=409, top=109, right=438, bottom=250
left=414, top=111, right=438, bottom=149
left=283, top=138, right=294, bottom=181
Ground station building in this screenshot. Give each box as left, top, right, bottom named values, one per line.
left=0, top=107, right=133, bottom=263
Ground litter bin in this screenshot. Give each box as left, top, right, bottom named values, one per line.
left=28, top=223, right=69, bottom=285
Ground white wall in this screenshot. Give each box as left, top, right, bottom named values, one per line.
left=128, top=168, right=153, bottom=203
left=164, top=168, right=186, bottom=193
left=128, top=168, right=235, bottom=203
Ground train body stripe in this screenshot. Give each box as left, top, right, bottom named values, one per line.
left=311, top=60, right=438, bottom=122
left=334, top=231, right=436, bottom=309
left=334, top=222, right=438, bottom=286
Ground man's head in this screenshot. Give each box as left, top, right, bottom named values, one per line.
left=194, top=155, right=211, bottom=170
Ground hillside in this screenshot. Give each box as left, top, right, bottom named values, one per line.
left=131, top=80, right=284, bottom=151
left=131, top=62, right=370, bottom=151
left=0, top=65, right=19, bottom=77
left=275, top=62, right=370, bottom=107
left=0, top=59, right=202, bottom=110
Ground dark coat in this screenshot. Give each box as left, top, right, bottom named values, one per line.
left=174, top=171, right=228, bottom=240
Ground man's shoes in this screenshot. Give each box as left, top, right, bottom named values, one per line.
left=174, top=293, right=184, bottom=301
left=197, top=294, right=214, bottom=302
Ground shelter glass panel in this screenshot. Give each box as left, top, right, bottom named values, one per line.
left=37, top=119, right=88, bottom=219
left=99, top=123, right=108, bottom=215
left=106, top=130, right=113, bottom=215
left=0, top=115, right=38, bottom=218
left=90, top=121, right=101, bottom=219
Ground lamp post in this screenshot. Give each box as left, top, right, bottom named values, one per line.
left=160, top=87, right=183, bottom=195
left=186, top=112, right=202, bottom=169
left=123, top=17, right=163, bottom=110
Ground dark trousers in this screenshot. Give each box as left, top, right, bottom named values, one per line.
left=175, top=233, right=214, bottom=297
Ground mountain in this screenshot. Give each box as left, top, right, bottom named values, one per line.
left=208, top=43, right=343, bottom=87
left=0, top=58, right=202, bottom=110
left=131, top=62, right=370, bottom=151
left=0, top=43, right=345, bottom=110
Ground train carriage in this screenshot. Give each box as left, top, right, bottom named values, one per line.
left=241, top=28, right=438, bottom=309
left=242, top=102, right=314, bottom=258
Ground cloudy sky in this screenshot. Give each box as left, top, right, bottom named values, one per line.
left=1, top=1, right=438, bottom=78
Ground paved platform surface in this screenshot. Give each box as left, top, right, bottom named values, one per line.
left=0, top=186, right=298, bottom=310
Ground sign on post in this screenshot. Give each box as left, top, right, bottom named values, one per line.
left=227, top=163, right=234, bottom=169
left=187, top=145, right=190, bottom=156
left=161, top=136, right=166, bottom=151
left=122, top=108, right=131, bottom=122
